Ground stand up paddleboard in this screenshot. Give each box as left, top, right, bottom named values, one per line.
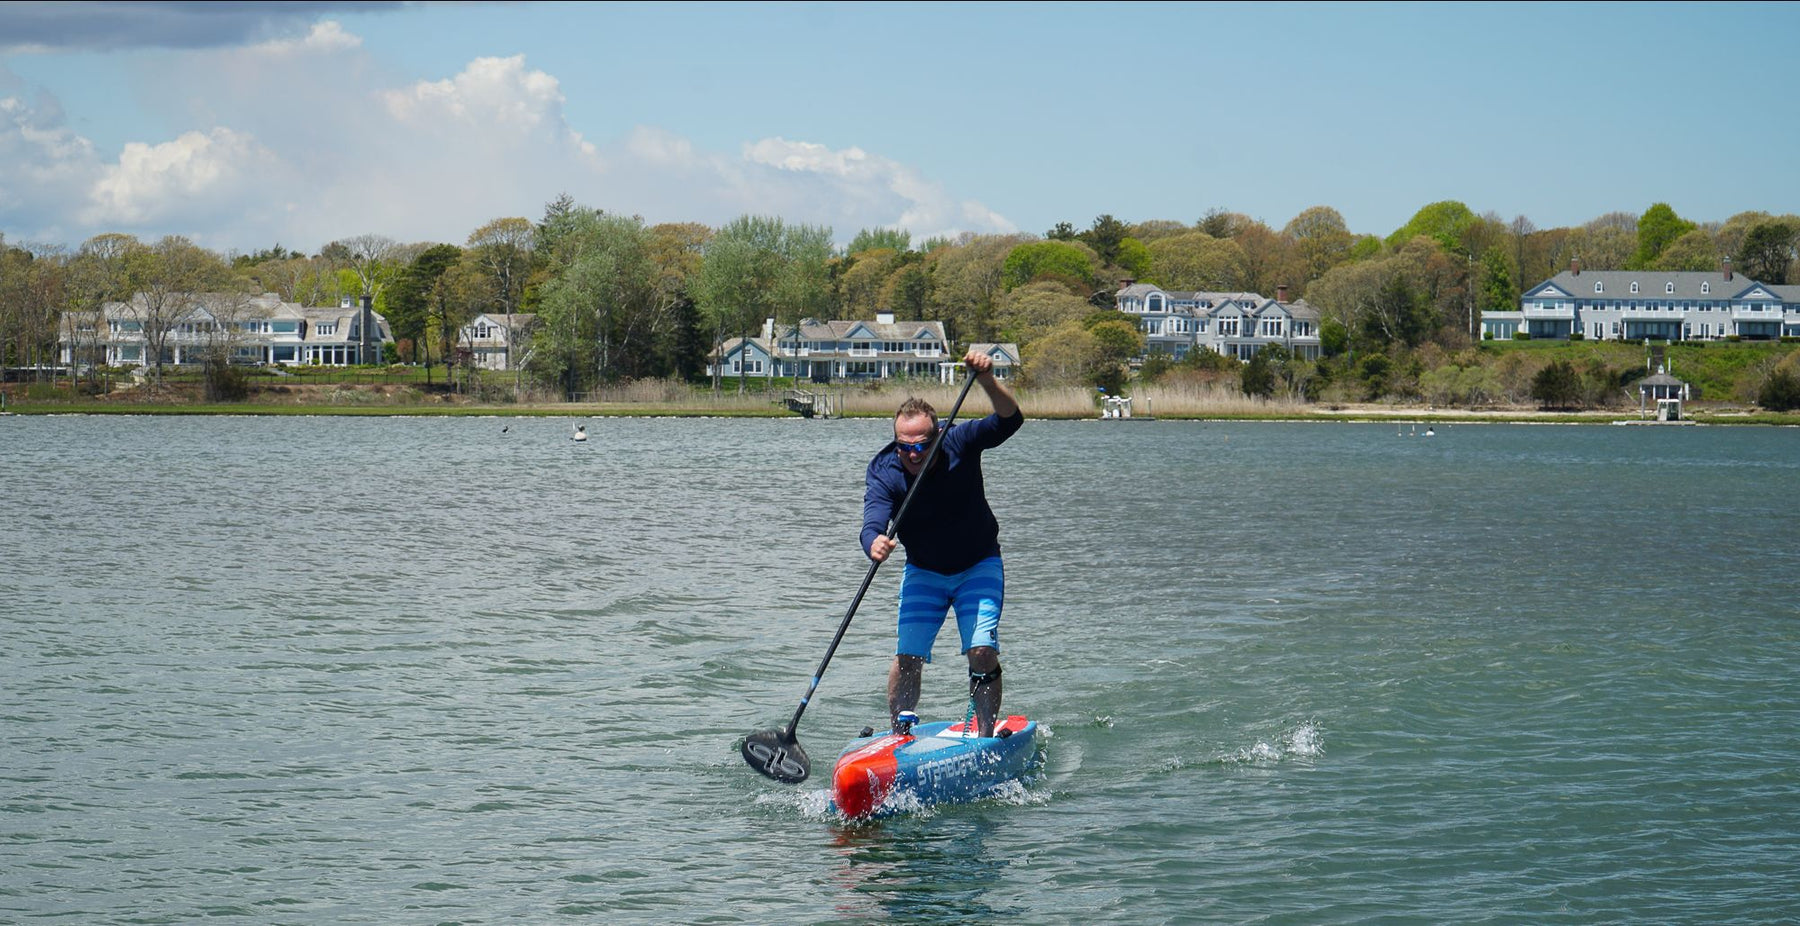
left=830, top=715, right=1039, bottom=818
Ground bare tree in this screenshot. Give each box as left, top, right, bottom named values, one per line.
left=335, top=233, right=401, bottom=298
left=123, top=236, right=230, bottom=386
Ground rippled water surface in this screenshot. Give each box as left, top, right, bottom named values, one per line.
left=4, top=415, right=1798, bottom=923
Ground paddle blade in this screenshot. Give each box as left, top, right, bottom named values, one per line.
left=743, top=729, right=810, bottom=783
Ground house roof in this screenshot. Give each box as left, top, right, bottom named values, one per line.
left=469, top=313, right=538, bottom=329
left=1531, top=270, right=1769, bottom=301
left=966, top=342, right=1020, bottom=363
left=787, top=319, right=947, bottom=341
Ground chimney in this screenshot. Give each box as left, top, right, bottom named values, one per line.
left=1119, top=278, right=1136, bottom=290
left=876, top=311, right=895, bottom=325
left=1722, top=256, right=1733, bottom=281
left=762, top=317, right=775, bottom=340
left=1570, top=256, right=1581, bottom=276
left=1277, top=284, right=1289, bottom=303
left=359, top=294, right=373, bottom=365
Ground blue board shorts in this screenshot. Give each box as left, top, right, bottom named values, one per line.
left=896, top=555, right=1003, bottom=661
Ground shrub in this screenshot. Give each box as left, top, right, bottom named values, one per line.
left=1759, top=369, right=1800, bottom=411
left=1513, top=331, right=1531, bottom=340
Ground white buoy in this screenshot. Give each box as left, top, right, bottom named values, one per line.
left=573, top=424, right=588, bottom=442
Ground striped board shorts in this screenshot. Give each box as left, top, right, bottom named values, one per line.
left=896, top=555, right=1004, bottom=661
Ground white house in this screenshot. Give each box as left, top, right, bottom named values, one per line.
left=708, top=313, right=999, bottom=382
left=59, top=292, right=391, bottom=368
left=944, top=343, right=1021, bottom=382
left=1115, top=282, right=1322, bottom=361
left=1487, top=258, right=1800, bottom=342
left=460, top=313, right=537, bottom=370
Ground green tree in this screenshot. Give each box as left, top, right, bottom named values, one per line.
left=881, top=261, right=932, bottom=321
left=1000, top=240, right=1097, bottom=292
left=1284, top=205, right=1354, bottom=282
left=1079, top=214, right=1129, bottom=265
left=1145, top=232, right=1246, bottom=291
left=1240, top=347, right=1277, bottom=397
left=1198, top=207, right=1242, bottom=239
left=1114, top=237, right=1153, bottom=279
left=1531, top=359, right=1583, bottom=408
left=1021, top=319, right=1101, bottom=388
left=1759, top=368, right=1800, bottom=411
left=1478, top=247, right=1515, bottom=313
left=1629, top=203, right=1697, bottom=269
left=1652, top=228, right=1720, bottom=271
left=928, top=233, right=1029, bottom=343
left=386, top=244, right=462, bottom=366
left=848, top=227, right=911, bottom=255
left=533, top=211, right=658, bottom=393
left=1737, top=219, right=1799, bottom=283
left=1085, top=317, right=1144, bottom=370
left=693, top=215, right=833, bottom=392
left=1386, top=200, right=1479, bottom=254
left=465, top=217, right=535, bottom=325
left=994, top=281, right=1091, bottom=348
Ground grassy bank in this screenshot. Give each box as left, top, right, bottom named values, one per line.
left=8, top=378, right=1795, bottom=425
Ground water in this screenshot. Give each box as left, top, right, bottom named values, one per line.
left=4, top=415, right=1798, bottom=923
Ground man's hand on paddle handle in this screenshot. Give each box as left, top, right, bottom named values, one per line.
left=869, top=534, right=897, bottom=563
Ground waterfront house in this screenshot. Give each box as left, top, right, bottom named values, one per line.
left=58, top=292, right=391, bottom=368
left=461, top=313, right=537, bottom=370
left=947, top=343, right=1021, bottom=382
left=1487, top=258, right=1799, bottom=342
left=1115, top=282, right=1322, bottom=361
left=708, top=313, right=959, bottom=382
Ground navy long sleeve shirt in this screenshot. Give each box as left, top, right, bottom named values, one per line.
left=861, top=410, right=1024, bottom=574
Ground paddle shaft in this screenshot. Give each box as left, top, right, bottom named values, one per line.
left=778, top=371, right=982, bottom=741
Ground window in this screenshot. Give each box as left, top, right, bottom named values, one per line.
left=1630, top=282, right=1639, bottom=294
left=1666, top=282, right=1675, bottom=294
left=316, top=323, right=337, bottom=336
left=1702, top=282, right=1711, bottom=294
left=1595, top=282, right=1604, bottom=293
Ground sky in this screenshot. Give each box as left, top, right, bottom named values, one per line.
left=3, top=1, right=1799, bottom=255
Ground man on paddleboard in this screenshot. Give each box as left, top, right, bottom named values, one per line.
left=863, top=349, right=1022, bottom=738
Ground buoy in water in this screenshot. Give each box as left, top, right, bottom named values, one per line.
left=573, top=425, right=588, bottom=442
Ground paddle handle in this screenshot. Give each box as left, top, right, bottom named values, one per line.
left=781, top=370, right=983, bottom=739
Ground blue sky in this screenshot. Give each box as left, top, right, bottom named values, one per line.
left=3, top=1, right=1797, bottom=253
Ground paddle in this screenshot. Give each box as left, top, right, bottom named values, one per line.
left=742, top=370, right=981, bottom=783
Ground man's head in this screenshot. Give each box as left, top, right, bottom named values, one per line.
left=893, top=397, right=938, bottom=475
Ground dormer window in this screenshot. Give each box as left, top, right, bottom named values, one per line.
left=1595, top=282, right=1604, bottom=294
left=1702, top=282, right=1711, bottom=294
left=1666, top=282, right=1675, bottom=294
left=1630, top=282, right=1639, bottom=294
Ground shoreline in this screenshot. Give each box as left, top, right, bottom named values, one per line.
left=5, top=401, right=1795, bottom=426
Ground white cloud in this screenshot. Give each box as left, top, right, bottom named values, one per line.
left=0, top=27, right=1015, bottom=251
left=253, top=20, right=361, bottom=55
left=385, top=55, right=573, bottom=136
left=0, top=92, right=101, bottom=240
left=84, top=127, right=287, bottom=226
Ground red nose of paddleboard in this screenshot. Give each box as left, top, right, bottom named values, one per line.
left=831, top=734, right=904, bottom=818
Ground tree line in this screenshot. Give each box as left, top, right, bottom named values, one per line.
left=3, top=197, right=1797, bottom=399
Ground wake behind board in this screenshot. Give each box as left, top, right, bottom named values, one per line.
left=830, top=715, right=1039, bottom=818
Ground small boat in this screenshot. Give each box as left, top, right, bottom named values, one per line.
left=830, top=714, right=1039, bottom=818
